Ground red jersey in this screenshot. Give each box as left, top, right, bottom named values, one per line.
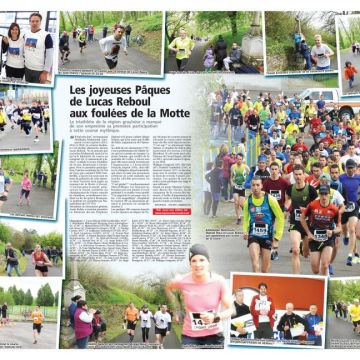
left=305, top=175, right=320, bottom=189
left=303, top=199, right=340, bottom=237
left=292, top=143, right=309, bottom=152
left=310, top=117, right=322, bottom=134
left=263, top=177, right=290, bottom=208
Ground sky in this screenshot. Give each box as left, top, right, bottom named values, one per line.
left=0, top=277, right=61, bottom=296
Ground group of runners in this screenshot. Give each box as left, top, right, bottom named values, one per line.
left=0, top=97, right=50, bottom=143
left=332, top=298, right=360, bottom=335
left=0, top=13, right=53, bottom=84
left=59, top=22, right=132, bottom=71
left=231, top=285, right=324, bottom=345
left=0, top=303, right=45, bottom=345
left=205, top=86, right=360, bottom=275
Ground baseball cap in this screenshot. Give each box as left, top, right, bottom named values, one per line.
left=258, top=155, right=267, bottom=162
left=346, top=159, right=357, bottom=168
left=319, top=185, right=330, bottom=194
left=320, top=173, right=331, bottom=182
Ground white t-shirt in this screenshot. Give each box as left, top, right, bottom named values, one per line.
left=153, top=311, right=171, bottom=329
left=6, top=37, right=25, bottom=69
left=99, top=35, right=126, bottom=61
left=139, top=310, right=153, bottom=328
left=24, top=29, right=51, bottom=71
left=254, top=295, right=271, bottom=323
left=340, top=154, right=360, bottom=165
left=311, top=44, right=332, bottom=68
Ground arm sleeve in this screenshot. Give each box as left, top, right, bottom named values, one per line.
left=269, top=195, right=284, bottom=240
left=242, top=199, right=249, bottom=234
left=2, top=40, right=9, bottom=53
left=245, top=167, right=254, bottom=189
left=277, top=316, right=285, bottom=331
left=44, top=48, right=54, bottom=72
left=309, top=185, right=318, bottom=201
left=79, top=311, right=94, bottom=323
left=167, top=316, right=172, bottom=331
left=99, top=37, right=106, bottom=52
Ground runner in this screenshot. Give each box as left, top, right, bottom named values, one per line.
left=300, top=184, right=341, bottom=275
left=263, top=162, right=290, bottom=261
left=139, top=305, right=153, bottom=344
left=284, top=164, right=318, bottom=274
left=31, top=305, right=44, bottom=344
left=168, top=29, right=195, bottom=72
left=242, top=176, right=284, bottom=272
left=230, top=153, right=249, bottom=224
left=77, top=30, right=87, bottom=54
left=31, top=244, right=53, bottom=277
left=42, top=100, right=50, bottom=134
left=1, top=303, right=8, bottom=326
left=18, top=169, right=32, bottom=206
left=245, top=155, right=271, bottom=188
left=339, top=159, right=360, bottom=265
left=19, top=101, right=32, bottom=136
left=0, top=161, right=13, bottom=212
left=250, top=282, right=275, bottom=339
left=153, top=304, right=172, bottom=349
left=311, top=34, right=334, bottom=71
left=99, top=26, right=128, bottom=71
left=124, top=302, right=139, bottom=343
left=59, top=31, right=70, bottom=65
left=348, top=299, right=360, bottom=335
left=165, top=243, right=232, bottom=348
left=23, top=13, right=54, bottom=84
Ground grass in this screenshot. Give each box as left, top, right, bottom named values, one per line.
left=6, top=305, right=58, bottom=322
left=172, top=323, right=182, bottom=343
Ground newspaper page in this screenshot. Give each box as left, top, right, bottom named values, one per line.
left=0, top=0, right=360, bottom=358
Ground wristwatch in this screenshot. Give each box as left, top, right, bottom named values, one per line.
left=213, top=313, right=221, bottom=323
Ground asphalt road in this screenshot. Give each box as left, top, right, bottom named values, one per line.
left=326, top=313, right=360, bottom=349
left=110, top=325, right=181, bottom=349
left=340, top=48, right=360, bottom=95
left=0, top=322, right=57, bottom=349
left=0, top=123, right=51, bottom=153
left=59, top=38, right=161, bottom=75
left=0, top=182, right=56, bottom=219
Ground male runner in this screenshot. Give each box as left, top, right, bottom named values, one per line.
left=300, top=184, right=341, bottom=275
left=230, top=153, right=249, bottom=224
left=243, top=176, right=284, bottom=273
left=153, top=304, right=172, bottom=349
left=31, top=305, right=44, bottom=344
left=99, top=26, right=128, bottom=71
left=339, top=159, right=360, bottom=266
left=348, top=299, right=360, bottom=335
left=263, top=162, right=290, bottom=261
left=284, top=165, right=318, bottom=274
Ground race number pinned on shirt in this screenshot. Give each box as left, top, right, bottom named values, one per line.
left=270, top=190, right=281, bottom=201
left=234, top=184, right=243, bottom=190
left=294, top=209, right=302, bottom=221
left=252, top=223, right=268, bottom=236
left=190, top=312, right=220, bottom=331
left=178, top=48, right=186, bottom=54
left=345, top=202, right=356, bottom=213
left=314, top=229, right=327, bottom=242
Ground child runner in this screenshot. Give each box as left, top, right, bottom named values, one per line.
left=18, top=169, right=32, bottom=206
left=344, top=61, right=358, bottom=89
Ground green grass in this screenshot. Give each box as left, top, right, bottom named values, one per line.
left=172, top=323, right=182, bottom=342
left=7, top=305, right=58, bottom=322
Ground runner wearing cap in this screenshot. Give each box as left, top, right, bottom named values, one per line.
left=243, top=176, right=284, bottom=272
left=300, top=184, right=341, bottom=275
left=165, top=243, right=232, bottom=348
left=339, top=159, right=360, bottom=266
left=284, top=165, right=318, bottom=274
left=245, top=155, right=270, bottom=189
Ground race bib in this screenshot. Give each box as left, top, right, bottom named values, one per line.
left=270, top=190, right=281, bottom=200
left=190, top=312, right=220, bottom=331
left=314, top=229, right=328, bottom=242
left=345, top=202, right=356, bottom=212
left=294, top=209, right=302, bottom=221
left=252, top=223, right=269, bottom=236
left=33, top=317, right=38, bottom=321
left=234, top=184, right=243, bottom=190
left=33, top=113, right=40, bottom=119
left=178, top=48, right=186, bottom=54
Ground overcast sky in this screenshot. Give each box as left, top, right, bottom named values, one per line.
left=0, top=278, right=61, bottom=296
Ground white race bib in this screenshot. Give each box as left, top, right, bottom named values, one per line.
left=33, top=113, right=40, bottom=119
left=252, top=223, right=269, bottom=236
left=345, top=202, right=356, bottom=212
left=270, top=190, right=281, bottom=200
left=295, top=209, right=302, bottom=221
left=190, top=312, right=220, bottom=331
left=234, top=184, right=243, bottom=190
left=314, top=229, right=328, bottom=242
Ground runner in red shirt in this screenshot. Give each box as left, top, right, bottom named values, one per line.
left=305, top=162, right=322, bottom=189
left=300, top=185, right=341, bottom=275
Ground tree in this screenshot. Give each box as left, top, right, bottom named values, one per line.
left=37, top=284, right=55, bottom=307
left=44, top=142, right=59, bottom=185
left=54, top=291, right=59, bottom=306
left=0, top=222, right=12, bottom=244
left=17, top=289, right=25, bottom=305
left=24, top=289, right=33, bottom=306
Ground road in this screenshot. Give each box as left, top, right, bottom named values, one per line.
left=326, top=313, right=360, bottom=349
left=110, top=326, right=181, bottom=349
left=59, top=38, right=161, bottom=75
left=0, top=182, right=55, bottom=219
left=0, top=123, right=51, bottom=153
left=21, top=254, right=62, bottom=277
left=340, top=48, right=360, bottom=95
left=0, top=322, right=57, bottom=349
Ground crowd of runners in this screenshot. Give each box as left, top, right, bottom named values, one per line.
left=205, top=85, right=360, bottom=275
left=332, top=298, right=360, bottom=335
left=0, top=97, right=50, bottom=143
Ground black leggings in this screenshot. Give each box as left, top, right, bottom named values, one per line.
left=142, top=327, right=149, bottom=342
left=176, top=58, right=188, bottom=71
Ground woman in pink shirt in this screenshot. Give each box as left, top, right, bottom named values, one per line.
left=18, top=169, right=32, bottom=206
left=166, top=244, right=232, bottom=348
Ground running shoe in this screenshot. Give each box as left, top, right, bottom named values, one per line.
left=354, top=253, right=360, bottom=264
left=271, top=250, right=279, bottom=261
left=229, top=198, right=234, bottom=203
left=34, top=138, right=39, bottom=142
left=328, top=263, right=334, bottom=275
left=346, top=255, right=353, bottom=266
left=236, top=218, right=241, bottom=225
left=343, top=237, right=349, bottom=246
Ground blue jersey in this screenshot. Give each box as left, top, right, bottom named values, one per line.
left=248, top=194, right=274, bottom=239
left=304, top=313, right=323, bottom=343
left=339, top=173, right=360, bottom=203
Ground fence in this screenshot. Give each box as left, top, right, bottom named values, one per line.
left=6, top=305, right=58, bottom=322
